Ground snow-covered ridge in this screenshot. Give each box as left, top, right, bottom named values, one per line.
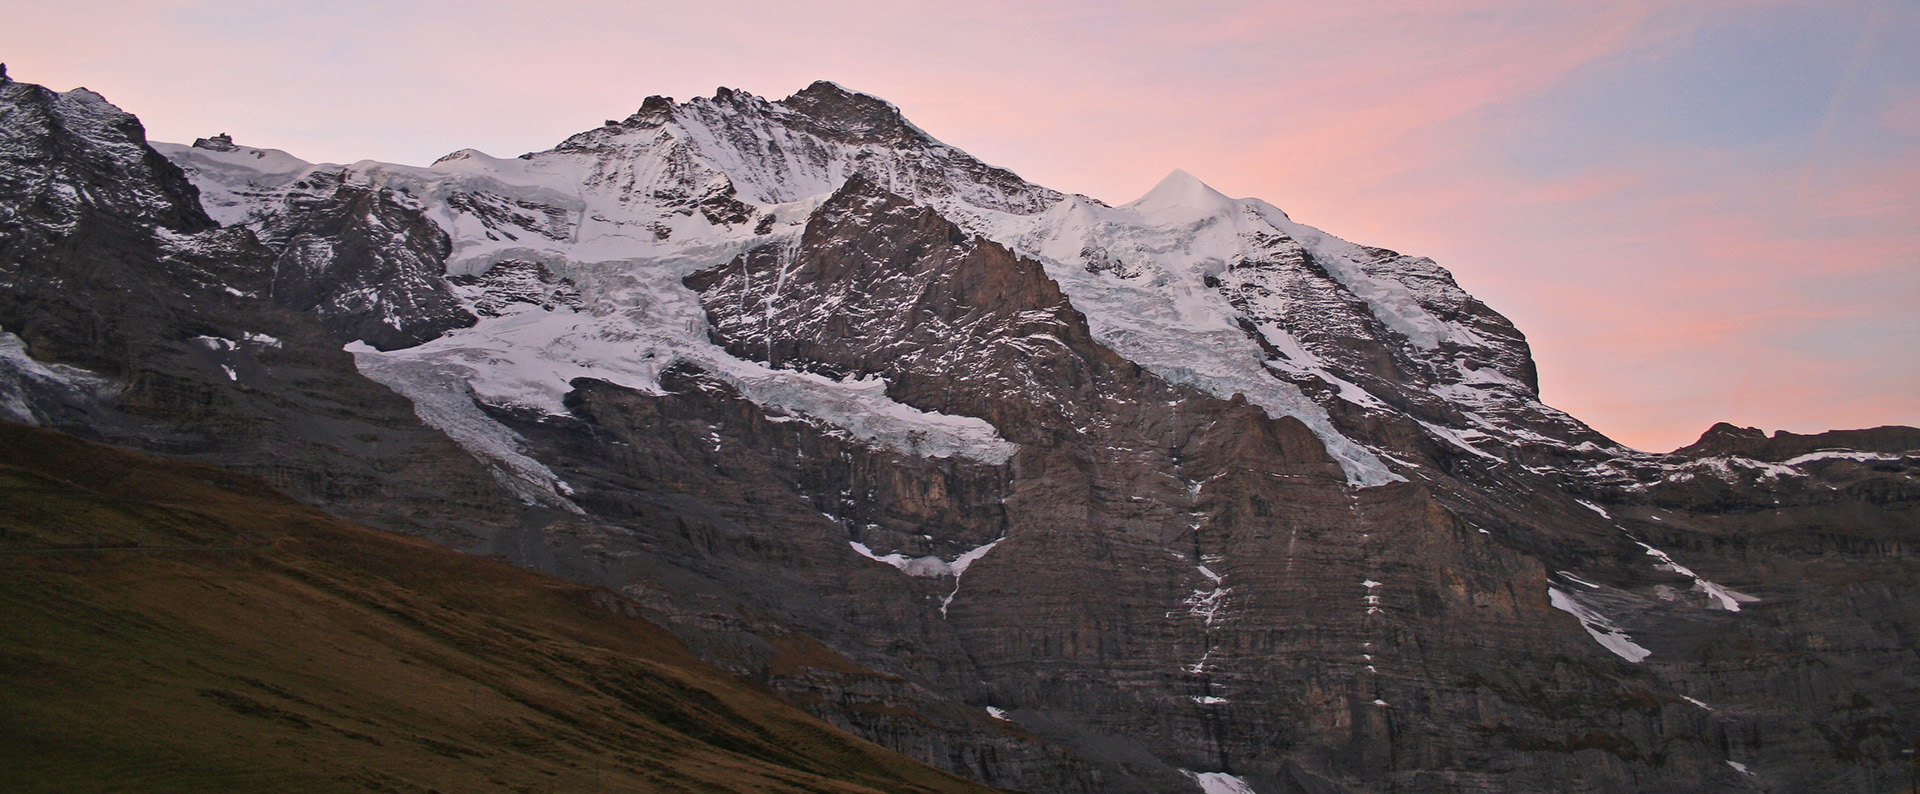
left=155, top=82, right=1589, bottom=486
left=1003, top=176, right=1402, bottom=485
left=995, top=170, right=1606, bottom=479
left=153, top=140, right=324, bottom=227
left=158, top=94, right=1029, bottom=472
left=1782, top=449, right=1909, bottom=466
left=2, top=80, right=208, bottom=234
left=1577, top=446, right=1917, bottom=495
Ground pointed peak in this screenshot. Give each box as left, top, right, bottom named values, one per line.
left=778, top=81, right=915, bottom=142
left=617, top=95, right=678, bottom=128
left=1125, top=169, right=1237, bottom=216
left=787, top=80, right=883, bottom=105
left=710, top=86, right=767, bottom=106
left=784, top=80, right=896, bottom=112
left=1153, top=168, right=1226, bottom=195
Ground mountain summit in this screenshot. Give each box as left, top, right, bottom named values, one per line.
left=3, top=74, right=1916, bottom=794
left=1128, top=168, right=1241, bottom=218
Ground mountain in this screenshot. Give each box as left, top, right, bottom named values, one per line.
left=3, top=66, right=1917, bottom=793
left=0, top=68, right=524, bottom=544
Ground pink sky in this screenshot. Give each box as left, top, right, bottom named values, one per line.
left=3, top=0, right=1915, bottom=451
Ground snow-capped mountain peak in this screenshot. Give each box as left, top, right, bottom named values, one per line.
left=10, top=72, right=1915, bottom=794
left=152, top=82, right=1617, bottom=489
left=1125, top=168, right=1240, bottom=220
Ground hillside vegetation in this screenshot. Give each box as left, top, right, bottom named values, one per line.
left=0, top=421, right=1003, bottom=794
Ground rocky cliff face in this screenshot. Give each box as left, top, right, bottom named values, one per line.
left=0, top=71, right=521, bottom=543
left=164, top=139, right=476, bottom=350
left=3, top=69, right=1915, bottom=793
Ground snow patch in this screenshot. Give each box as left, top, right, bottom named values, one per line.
left=1186, top=585, right=1233, bottom=626
left=1416, top=419, right=1501, bottom=461
left=0, top=331, right=118, bottom=424
left=948, top=538, right=1003, bottom=578
left=846, top=537, right=1002, bottom=580
left=846, top=536, right=1005, bottom=617
left=848, top=541, right=946, bottom=577
left=1182, top=770, right=1257, bottom=794
left=1556, top=571, right=1603, bottom=590
left=346, top=343, right=583, bottom=514
left=1637, top=542, right=1757, bottom=612
left=1784, top=449, right=1905, bottom=466
left=1548, top=587, right=1651, bottom=663
left=193, top=335, right=236, bottom=352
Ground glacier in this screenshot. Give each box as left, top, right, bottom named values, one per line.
left=157, top=81, right=1614, bottom=490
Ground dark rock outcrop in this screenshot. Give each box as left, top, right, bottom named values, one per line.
left=1675, top=421, right=1920, bottom=460
left=235, top=168, right=475, bottom=350
left=0, top=76, right=518, bottom=543
left=671, top=176, right=1827, bottom=792
left=448, top=259, right=583, bottom=317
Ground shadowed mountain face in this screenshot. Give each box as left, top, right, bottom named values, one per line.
left=3, top=68, right=1917, bottom=794
left=0, top=74, right=521, bottom=544
left=0, top=421, right=1004, bottom=794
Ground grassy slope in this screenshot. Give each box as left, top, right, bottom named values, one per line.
left=0, top=421, right=1000, bottom=794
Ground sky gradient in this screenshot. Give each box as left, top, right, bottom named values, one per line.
left=3, top=0, right=1915, bottom=452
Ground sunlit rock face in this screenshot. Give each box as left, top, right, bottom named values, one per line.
left=4, top=69, right=1916, bottom=793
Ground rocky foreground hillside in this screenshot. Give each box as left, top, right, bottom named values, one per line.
left=2, top=64, right=1916, bottom=793
left=0, top=421, right=1001, bottom=794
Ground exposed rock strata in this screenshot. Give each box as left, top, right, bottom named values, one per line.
left=1, top=72, right=1914, bottom=793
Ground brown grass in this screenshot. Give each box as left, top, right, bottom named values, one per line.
left=0, top=421, right=1004, bottom=794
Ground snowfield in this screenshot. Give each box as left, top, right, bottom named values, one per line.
left=159, top=83, right=1621, bottom=493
